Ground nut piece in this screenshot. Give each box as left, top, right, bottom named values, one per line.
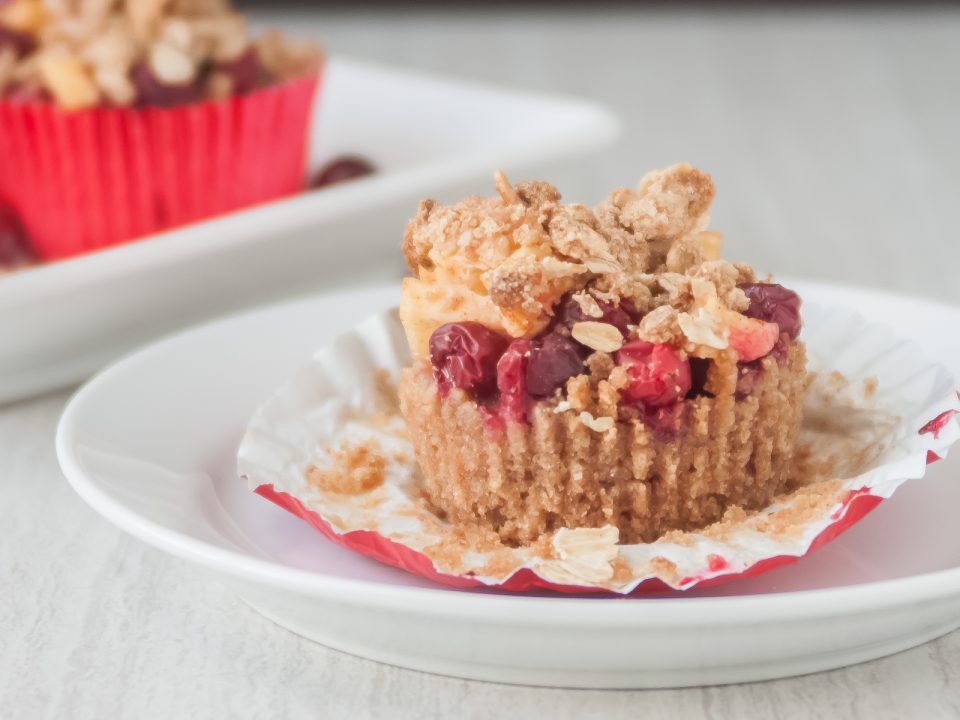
left=94, top=65, right=135, bottom=105
left=37, top=54, right=100, bottom=109
left=571, top=291, right=604, bottom=319
left=571, top=321, right=624, bottom=352
left=579, top=411, right=615, bottom=433
left=148, top=42, right=197, bottom=84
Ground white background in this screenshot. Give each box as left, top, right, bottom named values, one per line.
left=4, top=5, right=960, bottom=718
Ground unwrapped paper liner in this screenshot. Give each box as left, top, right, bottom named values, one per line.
left=237, top=302, right=960, bottom=594
left=0, top=72, right=319, bottom=260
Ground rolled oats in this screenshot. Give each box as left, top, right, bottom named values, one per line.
left=579, top=411, right=615, bottom=433
left=571, top=321, right=624, bottom=352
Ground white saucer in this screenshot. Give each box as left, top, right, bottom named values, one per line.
left=57, top=280, right=960, bottom=688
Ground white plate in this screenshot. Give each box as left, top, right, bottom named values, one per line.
left=57, top=280, right=960, bottom=689
left=0, top=56, right=619, bottom=405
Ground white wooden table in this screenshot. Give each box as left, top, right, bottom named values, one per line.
left=4, top=6, right=960, bottom=718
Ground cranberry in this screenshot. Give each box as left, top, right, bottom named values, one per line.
left=770, top=333, right=791, bottom=363
left=5, top=83, right=50, bottom=104
left=735, top=361, right=768, bottom=399
left=739, top=283, right=802, bottom=340
left=727, top=318, right=779, bottom=363
left=525, top=333, right=585, bottom=398
left=616, top=340, right=692, bottom=408
left=0, top=204, right=35, bottom=267
left=552, top=293, right=636, bottom=335
left=429, top=322, right=508, bottom=398
left=497, top=339, right=533, bottom=423
left=131, top=62, right=206, bottom=108
left=216, top=48, right=264, bottom=95
left=640, top=402, right=686, bottom=443
left=0, top=26, right=36, bottom=58
left=310, top=156, right=376, bottom=188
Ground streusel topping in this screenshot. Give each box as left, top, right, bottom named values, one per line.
left=400, top=163, right=756, bottom=357
left=0, top=0, right=321, bottom=108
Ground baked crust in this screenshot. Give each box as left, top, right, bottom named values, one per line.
left=400, top=342, right=806, bottom=545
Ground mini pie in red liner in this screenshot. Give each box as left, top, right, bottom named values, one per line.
left=0, top=0, right=323, bottom=260
left=0, top=73, right=320, bottom=260
left=240, top=166, right=959, bottom=594
left=238, top=305, right=960, bottom=594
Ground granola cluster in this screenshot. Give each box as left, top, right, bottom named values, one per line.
left=0, top=0, right=321, bottom=109
left=400, top=163, right=757, bottom=358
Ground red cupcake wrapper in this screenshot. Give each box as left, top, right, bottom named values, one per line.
left=0, top=71, right=320, bottom=261
left=254, top=480, right=891, bottom=595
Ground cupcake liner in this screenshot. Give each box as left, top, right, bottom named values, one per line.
left=0, top=72, right=319, bottom=261
left=237, top=302, right=960, bottom=594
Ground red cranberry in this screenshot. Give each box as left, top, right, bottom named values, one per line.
left=216, top=48, right=264, bottom=95
left=429, top=322, right=508, bottom=399
left=739, top=283, right=802, bottom=340
left=0, top=204, right=35, bottom=267
left=735, top=361, right=763, bottom=399
left=131, top=62, right=206, bottom=108
left=5, top=83, right=50, bottom=104
left=616, top=341, right=692, bottom=408
left=640, top=402, right=687, bottom=443
left=770, top=333, right=791, bottom=363
left=553, top=293, right=636, bottom=335
left=525, top=333, right=585, bottom=398
left=497, top=339, right=533, bottom=423
left=310, top=156, right=376, bottom=188
left=727, top=318, right=779, bottom=363
left=0, top=26, right=36, bottom=58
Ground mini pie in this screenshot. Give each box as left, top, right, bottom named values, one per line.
left=0, top=0, right=324, bottom=260
left=398, top=164, right=806, bottom=545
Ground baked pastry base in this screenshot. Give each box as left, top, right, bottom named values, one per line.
left=399, top=342, right=806, bottom=545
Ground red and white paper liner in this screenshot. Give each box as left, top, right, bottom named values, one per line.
left=0, top=71, right=320, bottom=261
left=238, top=303, right=960, bottom=595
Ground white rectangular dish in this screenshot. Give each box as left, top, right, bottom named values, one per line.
left=0, top=56, right=619, bottom=405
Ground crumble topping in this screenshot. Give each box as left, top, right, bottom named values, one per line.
left=305, top=439, right=386, bottom=495
left=399, top=163, right=747, bottom=357
left=0, top=0, right=321, bottom=108
left=635, top=304, right=682, bottom=344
